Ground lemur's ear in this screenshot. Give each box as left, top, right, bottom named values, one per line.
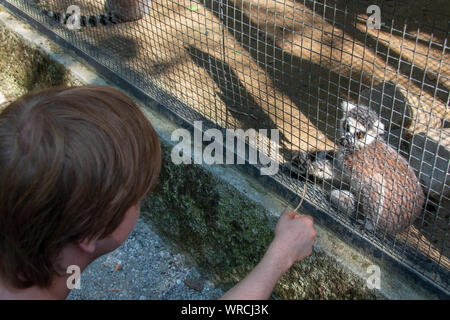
left=341, top=101, right=357, bottom=113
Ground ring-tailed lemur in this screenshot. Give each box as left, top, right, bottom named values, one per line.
left=289, top=101, right=424, bottom=236
left=34, top=0, right=150, bottom=28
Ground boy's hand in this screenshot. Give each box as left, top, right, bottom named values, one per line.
left=267, top=210, right=317, bottom=272
left=220, top=209, right=317, bottom=300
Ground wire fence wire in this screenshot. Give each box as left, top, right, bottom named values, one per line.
left=6, top=0, right=450, bottom=292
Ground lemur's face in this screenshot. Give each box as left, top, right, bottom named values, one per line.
left=339, top=101, right=384, bottom=150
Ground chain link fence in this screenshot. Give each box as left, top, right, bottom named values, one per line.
left=4, top=0, right=449, bottom=293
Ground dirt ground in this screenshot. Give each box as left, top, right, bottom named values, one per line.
left=37, top=0, right=449, bottom=285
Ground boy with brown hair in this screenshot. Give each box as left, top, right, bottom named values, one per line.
left=0, top=85, right=316, bottom=299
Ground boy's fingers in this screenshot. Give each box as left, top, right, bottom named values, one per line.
left=281, top=210, right=314, bottom=226
left=302, top=215, right=314, bottom=223
left=282, top=209, right=297, bottom=219
left=291, top=211, right=313, bottom=223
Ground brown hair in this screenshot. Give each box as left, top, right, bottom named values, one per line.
left=0, top=85, right=161, bottom=288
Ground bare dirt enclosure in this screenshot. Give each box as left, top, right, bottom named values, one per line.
left=10, top=0, right=450, bottom=292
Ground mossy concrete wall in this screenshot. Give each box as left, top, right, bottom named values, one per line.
left=0, top=14, right=80, bottom=103
left=0, top=5, right=444, bottom=299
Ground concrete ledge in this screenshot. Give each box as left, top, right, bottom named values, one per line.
left=0, top=3, right=447, bottom=299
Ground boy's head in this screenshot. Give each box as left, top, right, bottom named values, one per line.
left=0, top=85, right=161, bottom=289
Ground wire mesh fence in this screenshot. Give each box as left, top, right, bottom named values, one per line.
left=5, top=0, right=449, bottom=293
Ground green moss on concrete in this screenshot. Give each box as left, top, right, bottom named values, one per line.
left=143, top=142, right=379, bottom=299
left=142, top=142, right=276, bottom=274
left=0, top=23, right=79, bottom=100
left=275, top=250, right=380, bottom=299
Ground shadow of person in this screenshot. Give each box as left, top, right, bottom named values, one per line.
left=186, top=44, right=289, bottom=151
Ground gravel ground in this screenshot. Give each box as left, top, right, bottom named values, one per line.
left=67, top=215, right=224, bottom=300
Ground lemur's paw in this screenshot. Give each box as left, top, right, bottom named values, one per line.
left=330, top=189, right=356, bottom=215
left=285, top=150, right=313, bottom=179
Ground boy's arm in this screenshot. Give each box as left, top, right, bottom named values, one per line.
left=220, top=210, right=317, bottom=300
